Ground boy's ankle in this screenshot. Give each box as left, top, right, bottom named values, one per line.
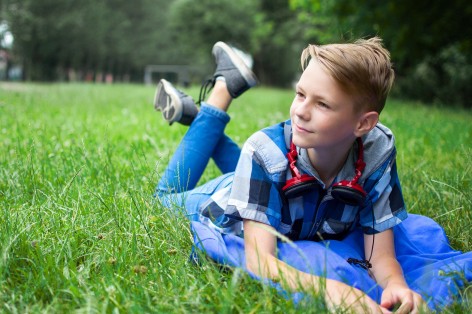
left=206, top=80, right=232, bottom=112
left=213, top=80, right=229, bottom=94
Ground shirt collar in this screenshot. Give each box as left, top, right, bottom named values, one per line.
left=296, top=143, right=358, bottom=189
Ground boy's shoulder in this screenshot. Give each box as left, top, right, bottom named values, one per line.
left=246, top=120, right=290, bottom=149
left=243, top=121, right=291, bottom=174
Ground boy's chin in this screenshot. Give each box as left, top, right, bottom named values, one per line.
left=292, top=137, right=315, bottom=149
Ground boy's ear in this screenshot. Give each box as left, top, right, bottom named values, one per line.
left=355, top=111, right=379, bottom=137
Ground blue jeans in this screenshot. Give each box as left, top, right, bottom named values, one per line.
left=155, top=103, right=240, bottom=220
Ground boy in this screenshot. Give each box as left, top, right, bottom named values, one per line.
left=154, top=39, right=425, bottom=313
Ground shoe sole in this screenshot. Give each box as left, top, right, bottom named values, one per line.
left=213, top=42, right=257, bottom=87
left=153, top=79, right=182, bottom=124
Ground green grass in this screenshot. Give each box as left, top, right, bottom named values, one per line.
left=0, top=82, right=470, bottom=313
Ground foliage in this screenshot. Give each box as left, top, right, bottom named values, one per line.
left=254, top=0, right=315, bottom=86
left=395, top=44, right=472, bottom=108
left=0, top=82, right=471, bottom=312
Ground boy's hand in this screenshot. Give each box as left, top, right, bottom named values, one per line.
left=380, top=283, right=427, bottom=314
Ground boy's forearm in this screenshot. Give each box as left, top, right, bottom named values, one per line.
left=371, top=255, right=408, bottom=289
left=365, top=229, right=409, bottom=289
left=248, top=252, right=322, bottom=292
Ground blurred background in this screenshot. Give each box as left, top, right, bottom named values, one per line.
left=0, top=0, right=471, bottom=108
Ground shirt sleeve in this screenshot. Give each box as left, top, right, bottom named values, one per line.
left=359, top=154, right=408, bottom=234
left=223, top=135, right=285, bottom=229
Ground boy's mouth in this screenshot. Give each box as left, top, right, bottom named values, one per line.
left=294, top=122, right=313, bottom=134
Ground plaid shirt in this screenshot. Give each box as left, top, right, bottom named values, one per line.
left=200, top=120, right=407, bottom=240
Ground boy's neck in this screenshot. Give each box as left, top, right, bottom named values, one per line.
left=307, top=144, right=352, bottom=187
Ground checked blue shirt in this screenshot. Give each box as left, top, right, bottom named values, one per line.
left=200, top=120, right=407, bottom=240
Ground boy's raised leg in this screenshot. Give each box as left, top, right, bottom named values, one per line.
left=154, top=42, right=258, bottom=193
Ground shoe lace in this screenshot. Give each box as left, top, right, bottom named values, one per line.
left=197, top=78, right=216, bottom=105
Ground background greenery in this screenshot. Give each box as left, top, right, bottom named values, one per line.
left=0, top=82, right=470, bottom=312
left=1, top=0, right=471, bottom=107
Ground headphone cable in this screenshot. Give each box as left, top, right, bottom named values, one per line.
left=347, top=209, right=375, bottom=271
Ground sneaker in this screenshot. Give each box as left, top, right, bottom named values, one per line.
left=153, top=79, right=199, bottom=126
left=212, top=42, right=258, bottom=98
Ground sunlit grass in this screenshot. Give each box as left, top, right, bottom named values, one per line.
left=0, top=82, right=470, bottom=313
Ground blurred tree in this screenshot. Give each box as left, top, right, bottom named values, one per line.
left=256, top=0, right=334, bottom=85
left=3, top=0, right=172, bottom=81
left=101, top=0, right=175, bottom=81
left=255, top=0, right=305, bottom=85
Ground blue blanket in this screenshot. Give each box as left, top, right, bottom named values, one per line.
left=191, top=214, right=471, bottom=310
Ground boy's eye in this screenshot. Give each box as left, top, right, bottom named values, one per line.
left=319, top=102, right=330, bottom=109
left=295, top=92, right=305, bottom=99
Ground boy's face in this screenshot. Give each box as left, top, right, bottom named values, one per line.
left=290, top=60, right=365, bottom=151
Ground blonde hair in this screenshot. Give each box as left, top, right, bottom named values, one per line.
left=301, top=37, right=395, bottom=113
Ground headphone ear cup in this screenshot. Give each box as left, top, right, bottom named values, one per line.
left=283, top=175, right=318, bottom=198
left=331, top=184, right=366, bottom=206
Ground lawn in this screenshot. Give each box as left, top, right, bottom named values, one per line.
left=0, top=82, right=471, bottom=313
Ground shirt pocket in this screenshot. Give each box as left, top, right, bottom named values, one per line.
left=320, top=204, right=359, bottom=239
left=323, top=218, right=354, bottom=234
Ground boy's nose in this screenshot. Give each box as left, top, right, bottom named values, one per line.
left=295, top=101, right=310, bottom=121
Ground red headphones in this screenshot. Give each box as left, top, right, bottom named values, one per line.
left=282, top=138, right=367, bottom=206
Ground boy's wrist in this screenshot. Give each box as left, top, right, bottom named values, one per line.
left=383, top=278, right=409, bottom=290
